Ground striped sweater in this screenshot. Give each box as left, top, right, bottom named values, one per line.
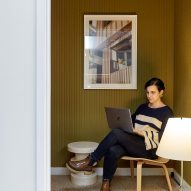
left=132, top=103, right=173, bottom=150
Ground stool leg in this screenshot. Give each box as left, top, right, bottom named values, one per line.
left=137, top=161, right=143, bottom=191
left=74, top=153, right=88, bottom=160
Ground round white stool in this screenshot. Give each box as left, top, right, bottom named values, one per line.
left=67, top=141, right=99, bottom=186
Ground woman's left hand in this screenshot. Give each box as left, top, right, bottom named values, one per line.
left=133, top=129, right=144, bottom=137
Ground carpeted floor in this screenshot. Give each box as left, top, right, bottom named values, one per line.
left=51, top=175, right=179, bottom=191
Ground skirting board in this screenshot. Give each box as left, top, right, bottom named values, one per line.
left=173, top=170, right=191, bottom=191
left=51, top=167, right=173, bottom=176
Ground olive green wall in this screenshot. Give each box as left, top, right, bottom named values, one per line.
left=174, top=0, right=191, bottom=185
left=51, top=0, right=174, bottom=167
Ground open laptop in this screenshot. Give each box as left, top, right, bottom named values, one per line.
left=105, top=107, right=134, bottom=133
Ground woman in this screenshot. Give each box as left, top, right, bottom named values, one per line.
left=66, top=77, right=173, bottom=191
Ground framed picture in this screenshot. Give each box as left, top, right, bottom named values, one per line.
left=84, top=15, right=137, bottom=89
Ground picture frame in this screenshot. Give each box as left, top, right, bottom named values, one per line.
left=84, top=14, right=137, bottom=89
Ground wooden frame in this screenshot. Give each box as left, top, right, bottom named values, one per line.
left=36, top=0, right=51, bottom=190
left=84, top=15, right=137, bottom=89
left=121, top=156, right=172, bottom=191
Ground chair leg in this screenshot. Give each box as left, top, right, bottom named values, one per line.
left=137, top=161, right=143, bottom=191
left=130, top=160, right=134, bottom=178
left=161, top=164, right=172, bottom=191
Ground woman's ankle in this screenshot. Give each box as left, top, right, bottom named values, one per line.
left=100, top=179, right=110, bottom=191
left=89, top=154, right=98, bottom=166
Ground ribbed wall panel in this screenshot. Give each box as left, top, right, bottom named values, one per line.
left=51, top=0, right=174, bottom=167
left=174, top=0, right=191, bottom=185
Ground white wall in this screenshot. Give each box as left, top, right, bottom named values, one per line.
left=0, top=0, right=36, bottom=191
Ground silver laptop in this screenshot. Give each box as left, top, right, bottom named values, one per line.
left=105, top=107, right=134, bottom=133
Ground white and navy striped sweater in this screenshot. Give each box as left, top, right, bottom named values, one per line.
left=132, top=103, right=173, bottom=150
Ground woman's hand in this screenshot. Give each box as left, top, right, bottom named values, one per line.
left=133, top=129, right=144, bottom=137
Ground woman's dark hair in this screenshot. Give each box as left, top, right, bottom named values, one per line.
left=144, top=78, right=165, bottom=91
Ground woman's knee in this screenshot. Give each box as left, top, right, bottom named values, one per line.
left=106, top=145, right=125, bottom=159
left=111, top=128, right=124, bottom=136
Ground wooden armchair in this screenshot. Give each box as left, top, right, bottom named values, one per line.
left=121, top=156, right=172, bottom=191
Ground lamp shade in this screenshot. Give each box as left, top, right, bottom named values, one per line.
left=156, top=118, right=191, bottom=161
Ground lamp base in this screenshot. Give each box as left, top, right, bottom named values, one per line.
left=178, top=186, right=183, bottom=191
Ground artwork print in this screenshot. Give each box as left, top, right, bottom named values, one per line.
left=84, top=15, right=137, bottom=89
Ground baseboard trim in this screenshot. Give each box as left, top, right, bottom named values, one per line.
left=173, top=170, right=191, bottom=191
left=51, top=167, right=173, bottom=176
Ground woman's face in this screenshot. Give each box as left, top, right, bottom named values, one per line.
left=146, top=85, right=163, bottom=104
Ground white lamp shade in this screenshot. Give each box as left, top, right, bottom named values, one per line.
left=156, top=118, right=191, bottom=161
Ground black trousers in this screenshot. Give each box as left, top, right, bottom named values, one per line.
left=90, top=128, right=157, bottom=181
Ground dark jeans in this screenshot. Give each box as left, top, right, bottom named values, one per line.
left=90, top=128, right=157, bottom=181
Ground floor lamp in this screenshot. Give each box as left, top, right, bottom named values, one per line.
left=156, top=118, right=191, bottom=191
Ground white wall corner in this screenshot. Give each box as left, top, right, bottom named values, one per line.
left=36, top=0, right=51, bottom=191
